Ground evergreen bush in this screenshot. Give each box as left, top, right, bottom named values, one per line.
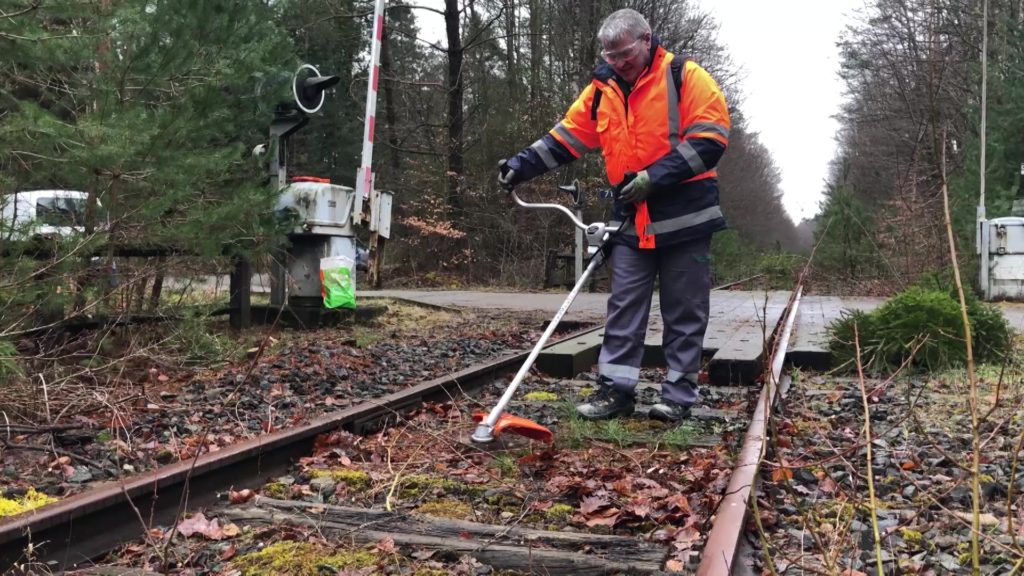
left=829, top=286, right=1012, bottom=373
left=0, top=340, right=22, bottom=384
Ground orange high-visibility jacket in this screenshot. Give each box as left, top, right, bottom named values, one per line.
left=506, top=39, right=730, bottom=249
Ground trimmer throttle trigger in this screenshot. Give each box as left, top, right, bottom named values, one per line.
left=614, top=172, right=638, bottom=201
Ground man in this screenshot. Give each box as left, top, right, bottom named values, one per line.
left=497, top=9, right=730, bottom=422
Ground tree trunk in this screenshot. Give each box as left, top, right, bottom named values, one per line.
left=529, top=0, right=542, bottom=109
left=578, top=0, right=594, bottom=89
left=380, top=17, right=401, bottom=175
left=444, top=0, right=465, bottom=215
left=504, top=0, right=517, bottom=100
left=148, top=255, right=165, bottom=311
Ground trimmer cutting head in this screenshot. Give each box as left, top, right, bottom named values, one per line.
left=471, top=412, right=553, bottom=443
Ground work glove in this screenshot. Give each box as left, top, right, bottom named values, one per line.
left=617, top=170, right=652, bottom=204
left=497, top=159, right=519, bottom=191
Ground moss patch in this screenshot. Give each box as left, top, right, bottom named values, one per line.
left=398, top=474, right=463, bottom=498
left=415, top=499, right=474, bottom=520
left=233, top=541, right=379, bottom=576
left=262, top=482, right=292, bottom=499
left=901, top=528, right=924, bottom=545
left=523, top=391, right=558, bottom=402
left=0, top=488, right=57, bottom=517
left=544, top=503, right=574, bottom=521
left=309, top=469, right=371, bottom=489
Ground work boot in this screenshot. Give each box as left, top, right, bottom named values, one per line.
left=576, top=384, right=635, bottom=421
left=648, top=399, right=693, bottom=422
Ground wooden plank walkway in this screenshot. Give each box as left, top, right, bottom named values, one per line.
left=362, top=289, right=1024, bottom=378
left=705, top=291, right=790, bottom=384
left=786, top=296, right=885, bottom=370
left=535, top=304, right=668, bottom=376
left=537, top=290, right=791, bottom=385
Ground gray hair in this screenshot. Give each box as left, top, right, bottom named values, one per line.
left=597, top=9, right=651, bottom=47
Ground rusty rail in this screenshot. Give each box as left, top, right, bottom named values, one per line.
left=697, top=286, right=802, bottom=575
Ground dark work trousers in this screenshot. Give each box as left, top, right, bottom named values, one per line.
left=597, top=235, right=712, bottom=406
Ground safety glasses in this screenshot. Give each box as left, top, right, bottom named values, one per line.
left=601, top=38, right=643, bottom=63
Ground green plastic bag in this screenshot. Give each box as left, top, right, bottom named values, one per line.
left=320, top=256, right=356, bottom=309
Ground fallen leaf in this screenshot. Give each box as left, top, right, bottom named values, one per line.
left=758, top=507, right=778, bottom=528
left=459, top=531, right=472, bottom=540
left=900, top=461, right=917, bottom=470
left=219, top=545, right=236, bottom=561
left=376, top=536, right=396, bottom=553
left=583, top=507, right=621, bottom=527
left=651, top=527, right=678, bottom=542
left=411, top=549, right=437, bottom=560
left=792, top=484, right=812, bottom=496
left=673, top=526, right=701, bottom=549
left=228, top=489, right=255, bottom=504
left=624, top=500, right=653, bottom=519
left=951, top=511, right=999, bottom=526
left=579, top=495, right=611, bottom=516
left=665, top=559, right=685, bottom=572
left=771, top=467, right=793, bottom=482
left=612, top=478, right=632, bottom=495
left=635, top=478, right=664, bottom=490
left=819, top=476, right=839, bottom=495
left=531, top=500, right=554, bottom=512
left=176, top=512, right=226, bottom=540
left=221, top=523, right=241, bottom=537
left=666, top=494, right=692, bottom=512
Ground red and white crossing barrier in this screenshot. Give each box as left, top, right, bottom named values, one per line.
left=356, top=0, right=386, bottom=211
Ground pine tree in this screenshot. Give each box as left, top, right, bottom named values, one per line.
left=1, top=0, right=297, bottom=323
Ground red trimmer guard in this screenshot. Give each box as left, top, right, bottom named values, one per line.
left=473, top=411, right=554, bottom=443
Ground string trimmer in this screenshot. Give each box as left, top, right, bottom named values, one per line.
left=471, top=183, right=621, bottom=443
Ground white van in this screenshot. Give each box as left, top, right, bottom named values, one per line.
left=1, top=190, right=94, bottom=241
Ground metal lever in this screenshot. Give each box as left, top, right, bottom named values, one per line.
left=510, top=190, right=588, bottom=232
left=509, top=189, right=618, bottom=255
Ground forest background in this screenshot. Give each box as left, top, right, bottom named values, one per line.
left=2, top=0, right=1023, bottom=331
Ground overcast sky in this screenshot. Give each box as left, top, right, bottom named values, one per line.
left=694, top=0, right=865, bottom=223
left=410, top=0, right=864, bottom=223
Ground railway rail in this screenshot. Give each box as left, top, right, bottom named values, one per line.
left=1, top=284, right=804, bottom=575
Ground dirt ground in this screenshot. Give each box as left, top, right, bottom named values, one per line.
left=0, top=301, right=569, bottom=515
left=752, top=359, right=1024, bottom=576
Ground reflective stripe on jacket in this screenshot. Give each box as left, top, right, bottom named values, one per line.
left=506, top=39, right=730, bottom=249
